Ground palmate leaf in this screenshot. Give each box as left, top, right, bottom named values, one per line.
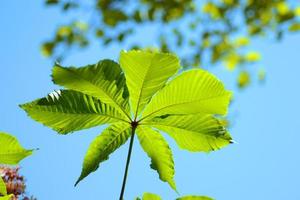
left=0, top=132, right=32, bottom=165
left=21, top=50, right=233, bottom=194
left=120, top=50, right=180, bottom=118
left=136, top=126, right=176, bottom=191
left=75, top=122, right=131, bottom=185
left=144, top=114, right=232, bottom=152
left=0, top=177, right=7, bottom=196
left=20, top=90, right=128, bottom=134
left=142, top=69, right=232, bottom=120
left=52, top=59, right=131, bottom=120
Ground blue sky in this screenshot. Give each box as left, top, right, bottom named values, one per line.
left=1, top=1, right=300, bottom=200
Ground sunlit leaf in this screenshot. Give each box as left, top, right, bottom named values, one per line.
left=22, top=50, right=233, bottom=192
left=120, top=50, right=180, bottom=117
left=224, top=53, right=240, bottom=70
left=289, top=23, right=300, bottom=32
left=234, top=37, right=249, bottom=47
left=295, top=7, right=300, bottom=16
left=142, top=69, right=232, bottom=120
left=52, top=59, right=131, bottom=120
left=57, top=26, right=72, bottom=37
left=20, top=90, right=127, bottom=134
left=137, top=126, right=176, bottom=191
left=0, top=177, right=7, bottom=196
left=0, top=194, right=14, bottom=200
left=0, top=132, right=32, bottom=165
left=202, top=3, right=220, bottom=19
left=142, top=192, right=162, bottom=200
left=75, top=123, right=131, bottom=185
left=176, top=195, right=214, bottom=200
left=276, top=2, right=290, bottom=15
left=245, top=51, right=261, bottom=62
left=238, top=71, right=250, bottom=88
left=222, top=0, right=234, bottom=5
left=41, top=42, right=54, bottom=57
left=145, top=114, right=232, bottom=152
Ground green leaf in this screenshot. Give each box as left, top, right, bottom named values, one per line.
left=136, top=126, right=176, bottom=191
left=75, top=122, right=131, bottom=185
left=0, top=194, right=13, bottom=200
left=0, top=177, right=7, bottom=196
left=137, top=193, right=213, bottom=200
left=145, top=114, right=232, bottom=152
left=120, top=50, right=180, bottom=118
left=142, top=69, right=232, bottom=120
left=176, top=195, right=214, bottom=200
left=52, top=59, right=131, bottom=120
left=20, top=90, right=127, bottom=134
left=142, top=192, right=162, bottom=200
left=0, top=132, right=33, bottom=165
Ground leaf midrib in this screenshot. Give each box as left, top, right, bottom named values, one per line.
left=141, top=93, right=230, bottom=121
left=99, top=125, right=130, bottom=160
left=142, top=123, right=228, bottom=139
left=133, top=56, right=153, bottom=119
left=27, top=107, right=129, bottom=123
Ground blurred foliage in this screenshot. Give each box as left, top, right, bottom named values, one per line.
left=43, top=0, right=300, bottom=88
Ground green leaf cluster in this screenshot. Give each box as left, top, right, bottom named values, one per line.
left=42, top=0, right=300, bottom=88
left=21, top=50, right=232, bottom=195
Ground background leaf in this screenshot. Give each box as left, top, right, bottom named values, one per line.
left=142, top=192, right=162, bottom=200
left=176, top=195, right=214, bottom=200
left=0, top=194, right=14, bottom=200
left=0, top=132, right=32, bottom=165
left=0, top=177, right=7, bottom=196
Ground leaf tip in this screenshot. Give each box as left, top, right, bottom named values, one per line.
left=18, top=103, right=26, bottom=109
left=169, top=180, right=179, bottom=194
left=74, top=177, right=82, bottom=187
left=230, top=139, right=238, bottom=144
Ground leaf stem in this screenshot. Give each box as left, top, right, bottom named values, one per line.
left=119, top=124, right=137, bottom=200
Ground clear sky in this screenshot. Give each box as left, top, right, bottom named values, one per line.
left=1, top=1, right=300, bottom=200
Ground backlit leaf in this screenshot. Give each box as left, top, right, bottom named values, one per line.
left=142, top=69, right=232, bottom=120
left=52, top=59, right=130, bottom=120
left=20, top=90, right=127, bottom=134
left=145, top=114, right=231, bottom=152
left=0, top=194, right=14, bottom=200
left=136, top=126, right=176, bottom=191
left=0, top=177, right=7, bottom=196
left=0, top=132, right=32, bottom=165
left=177, top=196, right=214, bottom=200
left=75, top=122, right=131, bottom=185
left=120, top=50, right=180, bottom=118
left=142, top=192, right=162, bottom=200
